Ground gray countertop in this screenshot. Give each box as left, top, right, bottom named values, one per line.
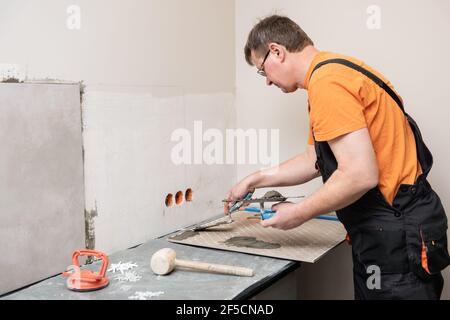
left=2, top=236, right=298, bottom=300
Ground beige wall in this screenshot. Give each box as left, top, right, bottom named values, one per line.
left=235, top=0, right=450, bottom=299
left=0, top=0, right=234, bottom=94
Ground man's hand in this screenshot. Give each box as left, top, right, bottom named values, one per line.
left=224, top=179, right=255, bottom=214
left=260, top=202, right=307, bottom=230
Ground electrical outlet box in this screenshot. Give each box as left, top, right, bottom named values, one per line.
left=0, top=64, right=27, bottom=82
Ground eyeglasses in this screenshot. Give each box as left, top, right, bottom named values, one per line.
left=257, top=50, right=271, bottom=77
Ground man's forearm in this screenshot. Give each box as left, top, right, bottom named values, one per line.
left=245, top=148, right=321, bottom=190
left=294, top=168, right=377, bottom=221
left=261, top=128, right=380, bottom=230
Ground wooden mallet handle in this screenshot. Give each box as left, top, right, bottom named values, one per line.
left=175, top=259, right=254, bottom=277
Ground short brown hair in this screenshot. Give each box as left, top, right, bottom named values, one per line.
left=244, top=15, right=314, bottom=66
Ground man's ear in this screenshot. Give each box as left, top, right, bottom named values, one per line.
left=268, top=42, right=286, bottom=63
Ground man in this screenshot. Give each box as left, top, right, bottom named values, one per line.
left=225, top=15, right=450, bottom=300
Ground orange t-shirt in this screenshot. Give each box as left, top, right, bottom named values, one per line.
left=304, top=51, right=421, bottom=205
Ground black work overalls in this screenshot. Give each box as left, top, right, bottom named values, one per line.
left=309, top=59, right=450, bottom=300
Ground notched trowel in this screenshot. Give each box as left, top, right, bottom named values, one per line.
left=187, top=191, right=254, bottom=231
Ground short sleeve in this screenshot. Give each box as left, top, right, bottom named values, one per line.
left=309, top=76, right=367, bottom=142
left=307, top=124, right=314, bottom=145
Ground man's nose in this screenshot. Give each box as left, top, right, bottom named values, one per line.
left=266, top=78, right=273, bottom=86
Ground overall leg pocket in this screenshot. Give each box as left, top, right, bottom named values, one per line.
left=420, top=221, right=450, bottom=275
left=357, top=228, right=410, bottom=274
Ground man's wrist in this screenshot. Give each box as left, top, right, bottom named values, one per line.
left=246, top=171, right=263, bottom=190
left=293, top=200, right=313, bottom=223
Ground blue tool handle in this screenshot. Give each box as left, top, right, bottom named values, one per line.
left=244, top=207, right=339, bottom=221
left=243, top=207, right=275, bottom=220
left=315, top=215, right=340, bottom=221
left=244, top=191, right=254, bottom=199
left=250, top=209, right=276, bottom=220
left=243, top=207, right=275, bottom=214
left=229, top=191, right=253, bottom=212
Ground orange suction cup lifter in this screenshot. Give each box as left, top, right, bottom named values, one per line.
left=63, top=249, right=109, bottom=292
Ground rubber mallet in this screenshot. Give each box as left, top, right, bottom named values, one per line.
left=150, top=248, right=254, bottom=277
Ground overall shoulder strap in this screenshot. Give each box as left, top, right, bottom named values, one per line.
left=309, top=58, right=405, bottom=114
left=309, top=58, right=434, bottom=177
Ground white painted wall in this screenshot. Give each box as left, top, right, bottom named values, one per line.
left=235, top=0, right=450, bottom=299
left=0, top=0, right=235, bottom=94
left=0, top=0, right=236, bottom=257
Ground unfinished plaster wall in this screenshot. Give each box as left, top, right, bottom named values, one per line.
left=235, top=0, right=450, bottom=299
left=0, top=83, right=85, bottom=295
left=82, top=87, right=235, bottom=252
left=0, top=0, right=236, bottom=258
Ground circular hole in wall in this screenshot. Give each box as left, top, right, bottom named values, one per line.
left=185, top=188, right=193, bottom=202
left=165, top=193, right=174, bottom=207
left=175, top=191, right=184, bottom=205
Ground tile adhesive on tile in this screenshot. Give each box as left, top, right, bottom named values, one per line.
left=223, top=236, right=281, bottom=249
